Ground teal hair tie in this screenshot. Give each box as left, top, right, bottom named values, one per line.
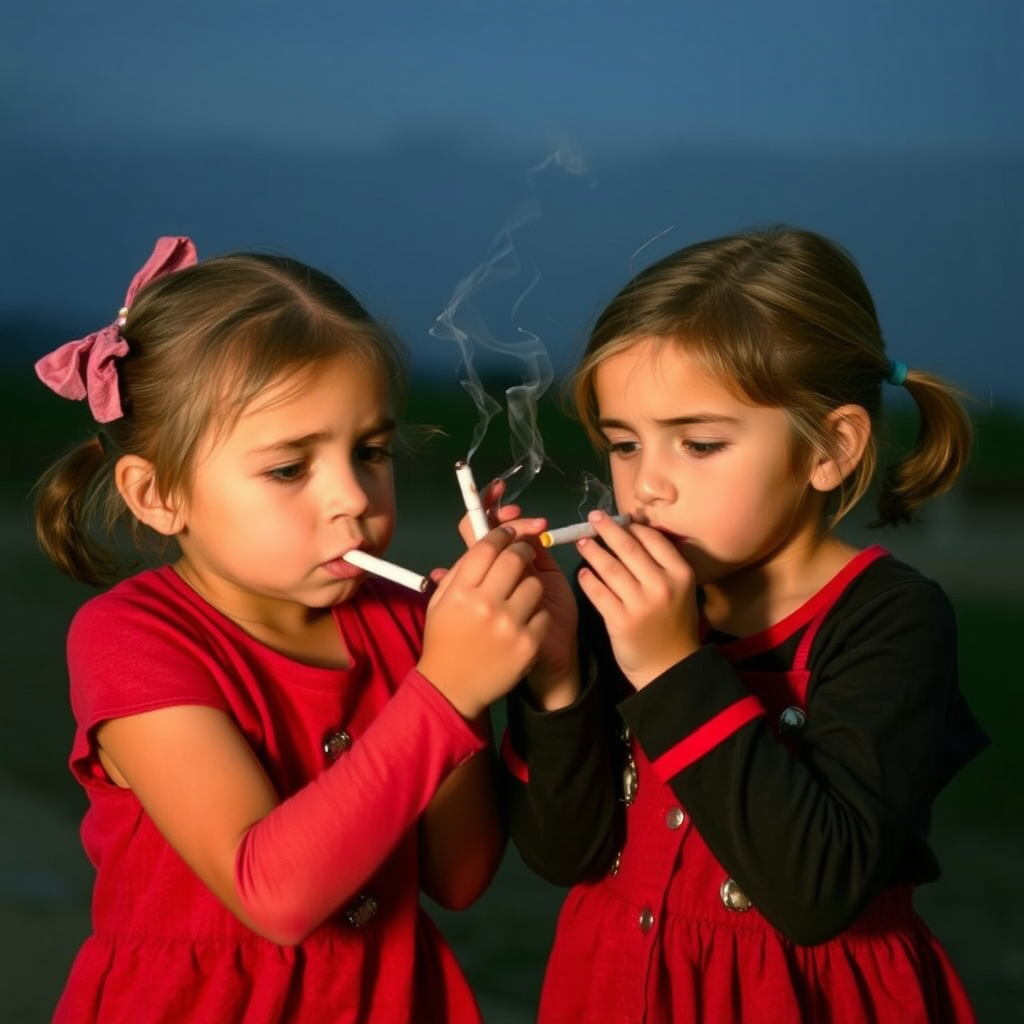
left=884, top=360, right=908, bottom=386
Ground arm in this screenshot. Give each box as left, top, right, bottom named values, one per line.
left=502, top=578, right=625, bottom=885
left=92, top=527, right=549, bottom=945
left=449, top=491, right=622, bottom=884
left=419, top=723, right=506, bottom=910
left=99, top=671, right=485, bottom=945
left=503, top=669, right=623, bottom=885
left=621, top=572, right=989, bottom=945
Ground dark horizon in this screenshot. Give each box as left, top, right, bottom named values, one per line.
left=3, top=137, right=1022, bottom=409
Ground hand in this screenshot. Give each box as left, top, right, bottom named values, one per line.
left=419, top=526, right=549, bottom=719
left=575, top=511, right=699, bottom=689
left=499, top=514, right=580, bottom=710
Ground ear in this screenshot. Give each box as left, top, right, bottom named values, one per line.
left=115, top=455, right=185, bottom=536
left=808, top=404, right=871, bottom=493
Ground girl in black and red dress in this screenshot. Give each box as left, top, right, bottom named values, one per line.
left=499, top=225, right=989, bottom=1023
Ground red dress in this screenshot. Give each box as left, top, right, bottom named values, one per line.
left=509, top=547, right=982, bottom=1024
left=54, top=566, right=484, bottom=1024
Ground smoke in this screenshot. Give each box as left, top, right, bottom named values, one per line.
left=526, top=137, right=590, bottom=180
left=430, top=143, right=589, bottom=503
left=577, top=471, right=617, bottom=518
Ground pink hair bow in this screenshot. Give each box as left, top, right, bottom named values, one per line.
left=34, top=236, right=198, bottom=423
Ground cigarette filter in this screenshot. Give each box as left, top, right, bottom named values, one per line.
left=539, top=514, right=631, bottom=547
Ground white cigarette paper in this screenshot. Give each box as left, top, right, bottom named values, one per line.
left=454, top=460, right=490, bottom=541
left=342, top=549, right=429, bottom=592
left=539, top=514, right=632, bottom=547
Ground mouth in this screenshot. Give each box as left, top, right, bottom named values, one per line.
left=320, top=547, right=367, bottom=580
left=638, top=521, right=690, bottom=549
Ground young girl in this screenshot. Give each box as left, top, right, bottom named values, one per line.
left=500, top=225, right=990, bottom=1023
left=34, top=236, right=550, bottom=1024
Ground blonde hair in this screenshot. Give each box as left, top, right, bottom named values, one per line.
left=573, top=225, right=972, bottom=526
left=35, top=252, right=406, bottom=585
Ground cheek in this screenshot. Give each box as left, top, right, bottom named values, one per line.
left=608, top=463, right=633, bottom=507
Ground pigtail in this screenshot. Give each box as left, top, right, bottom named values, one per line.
left=34, top=436, right=121, bottom=586
left=873, top=369, right=974, bottom=526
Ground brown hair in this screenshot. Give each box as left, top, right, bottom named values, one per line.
left=35, top=251, right=407, bottom=585
left=573, top=225, right=972, bottom=526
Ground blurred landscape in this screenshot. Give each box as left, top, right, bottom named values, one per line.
left=1, top=367, right=1022, bottom=1022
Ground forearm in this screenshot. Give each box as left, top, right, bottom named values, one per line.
left=420, top=723, right=506, bottom=910
left=504, top=674, right=622, bottom=886
left=621, top=598, right=968, bottom=944
left=234, top=671, right=485, bottom=944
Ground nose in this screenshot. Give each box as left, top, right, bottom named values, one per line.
left=325, top=459, right=370, bottom=520
left=633, top=449, right=677, bottom=507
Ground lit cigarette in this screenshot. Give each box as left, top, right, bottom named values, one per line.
left=454, top=460, right=490, bottom=541
left=342, top=549, right=429, bottom=592
left=539, top=514, right=631, bottom=547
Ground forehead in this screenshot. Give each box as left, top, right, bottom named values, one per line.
left=243, top=353, right=391, bottom=419
left=200, top=354, right=392, bottom=459
left=594, top=338, right=730, bottom=412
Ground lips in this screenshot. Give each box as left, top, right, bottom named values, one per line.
left=320, top=553, right=364, bottom=580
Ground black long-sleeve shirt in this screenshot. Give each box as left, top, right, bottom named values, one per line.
left=505, top=552, right=989, bottom=945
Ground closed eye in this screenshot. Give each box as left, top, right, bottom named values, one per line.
left=683, top=440, right=727, bottom=457
left=356, top=442, right=394, bottom=464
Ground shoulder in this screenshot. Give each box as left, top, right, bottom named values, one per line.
left=833, top=551, right=955, bottom=632
left=810, top=550, right=959, bottom=687
left=69, top=566, right=222, bottom=661
left=68, top=567, right=233, bottom=728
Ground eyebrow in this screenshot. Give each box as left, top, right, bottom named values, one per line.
left=250, top=418, right=397, bottom=455
left=597, top=414, right=741, bottom=430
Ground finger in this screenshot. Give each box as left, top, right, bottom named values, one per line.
left=479, top=478, right=510, bottom=532
left=477, top=539, right=541, bottom=600
left=480, top=477, right=507, bottom=509
left=585, top=512, right=669, bottom=579
left=575, top=563, right=624, bottom=621
left=502, top=573, right=546, bottom=624
left=575, top=535, right=644, bottom=603
left=624, top=521, right=690, bottom=571
left=446, top=525, right=521, bottom=588
left=492, top=504, right=524, bottom=525
left=498, top=516, right=548, bottom=540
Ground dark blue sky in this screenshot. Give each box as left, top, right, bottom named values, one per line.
left=3, top=0, right=1022, bottom=406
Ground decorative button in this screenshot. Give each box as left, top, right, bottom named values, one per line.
left=665, top=807, right=685, bottom=830
left=638, top=907, right=655, bottom=933
left=323, top=729, right=352, bottom=762
left=343, top=893, right=378, bottom=927
left=720, top=877, right=753, bottom=912
left=778, top=706, right=807, bottom=738
left=610, top=849, right=623, bottom=876
left=622, top=755, right=638, bottom=806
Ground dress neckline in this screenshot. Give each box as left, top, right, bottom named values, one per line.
left=700, top=545, right=889, bottom=660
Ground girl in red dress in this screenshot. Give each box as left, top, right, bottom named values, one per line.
left=34, top=236, right=550, bottom=1023
left=500, top=225, right=988, bottom=1023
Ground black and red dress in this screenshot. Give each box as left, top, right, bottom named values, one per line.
left=504, top=546, right=988, bottom=1023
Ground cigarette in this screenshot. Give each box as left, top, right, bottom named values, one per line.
left=454, top=460, right=490, bottom=541
left=539, top=514, right=631, bottom=547
left=342, top=549, right=429, bottom=592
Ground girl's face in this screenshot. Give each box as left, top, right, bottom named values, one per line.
left=593, top=337, right=821, bottom=586
left=174, top=353, right=397, bottom=616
